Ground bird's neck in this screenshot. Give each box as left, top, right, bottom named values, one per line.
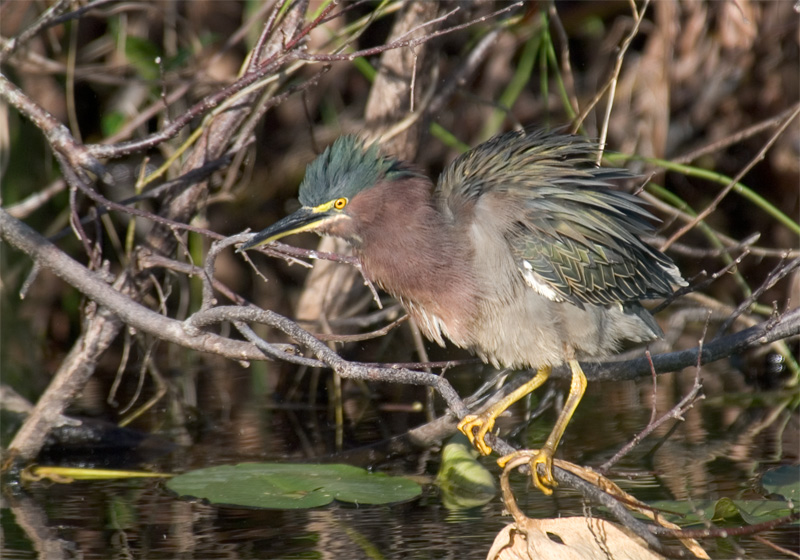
left=350, top=178, right=477, bottom=344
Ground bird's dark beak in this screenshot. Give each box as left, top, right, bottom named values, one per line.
left=237, top=207, right=331, bottom=252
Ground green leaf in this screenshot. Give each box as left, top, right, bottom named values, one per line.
left=436, top=434, right=496, bottom=510
left=167, top=463, right=422, bottom=509
left=713, top=497, right=744, bottom=523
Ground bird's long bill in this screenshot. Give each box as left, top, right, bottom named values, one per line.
left=238, top=207, right=329, bottom=251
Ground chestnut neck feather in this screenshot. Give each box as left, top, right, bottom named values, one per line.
left=346, top=177, right=477, bottom=341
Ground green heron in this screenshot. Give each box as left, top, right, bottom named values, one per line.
left=239, top=129, right=685, bottom=494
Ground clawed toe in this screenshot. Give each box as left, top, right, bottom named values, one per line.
left=457, top=414, right=495, bottom=456
left=497, top=448, right=557, bottom=496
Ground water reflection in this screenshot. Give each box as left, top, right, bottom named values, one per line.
left=3, top=359, right=798, bottom=558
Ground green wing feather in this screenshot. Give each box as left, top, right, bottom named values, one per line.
left=437, top=129, right=683, bottom=307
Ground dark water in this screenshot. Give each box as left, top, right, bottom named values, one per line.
left=2, top=361, right=798, bottom=559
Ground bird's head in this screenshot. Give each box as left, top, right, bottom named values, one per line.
left=238, top=135, right=417, bottom=251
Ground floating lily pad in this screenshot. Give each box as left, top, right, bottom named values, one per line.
left=760, top=465, right=800, bottom=501
left=647, top=499, right=797, bottom=527
left=167, top=463, right=421, bottom=509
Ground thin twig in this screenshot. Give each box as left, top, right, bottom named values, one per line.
left=0, top=0, right=71, bottom=62
left=673, top=103, right=800, bottom=165
left=313, top=315, right=408, bottom=343
left=597, top=371, right=704, bottom=474
left=650, top=249, right=749, bottom=315
left=717, top=256, right=800, bottom=337
left=596, top=0, right=650, bottom=164
left=297, top=3, right=521, bottom=64
left=0, top=73, right=111, bottom=181
left=41, top=0, right=122, bottom=29
left=648, top=511, right=800, bottom=539
left=752, top=534, right=800, bottom=559
left=646, top=349, right=658, bottom=425
left=427, top=27, right=501, bottom=115
left=662, top=103, right=800, bottom=249
left=6, top=179, right=66, bottom=219
left=598, top=311, right=711, bottom=474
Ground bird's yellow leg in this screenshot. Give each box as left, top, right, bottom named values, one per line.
left=457, top=366, right=551, bottom=456
left=498, top=359, right=587, bottom=495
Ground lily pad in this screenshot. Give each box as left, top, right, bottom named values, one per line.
left=167, top=462, right=421, bottom=509
left=647, top=499, right=797, bottom=526
left=760, top=465, right=800, bottom=501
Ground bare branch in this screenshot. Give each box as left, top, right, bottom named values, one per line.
left=0, top=0, right=71, bottom=62
left=662, top=103, right=800, bottom=249
left=0, top=72, right=111, bottom=181
left=595, top=0, right=650, bottom=163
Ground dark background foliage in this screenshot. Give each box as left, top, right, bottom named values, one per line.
left=1, top=1, right=798, bottom=558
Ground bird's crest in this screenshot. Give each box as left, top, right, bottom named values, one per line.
left=299, top=136, right=411, bottom=206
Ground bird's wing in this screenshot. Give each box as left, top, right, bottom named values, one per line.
left=506, top=185, right=681, bottom=307
left=437, top=129, right=683, bottom=307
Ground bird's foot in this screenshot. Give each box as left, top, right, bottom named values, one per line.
left=457, top=414, right=495, bottom=456
left=497, top=448, right=557, bottom=496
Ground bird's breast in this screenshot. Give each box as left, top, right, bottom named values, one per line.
left=357, top=246, right=478, bottom=350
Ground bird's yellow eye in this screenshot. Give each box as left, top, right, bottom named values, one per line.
left=334, top=197, right=348, bottom=210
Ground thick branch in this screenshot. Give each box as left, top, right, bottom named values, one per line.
left=578, top=308, right=800, bottom=382
left=3, top=207, right=798, bottom=391
left=0, top=210, right=470, bottom=417
left=1, top=208, right=263, bottom=362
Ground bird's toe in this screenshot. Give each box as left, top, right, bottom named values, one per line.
left=457, top=414, right=495, bottom=456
